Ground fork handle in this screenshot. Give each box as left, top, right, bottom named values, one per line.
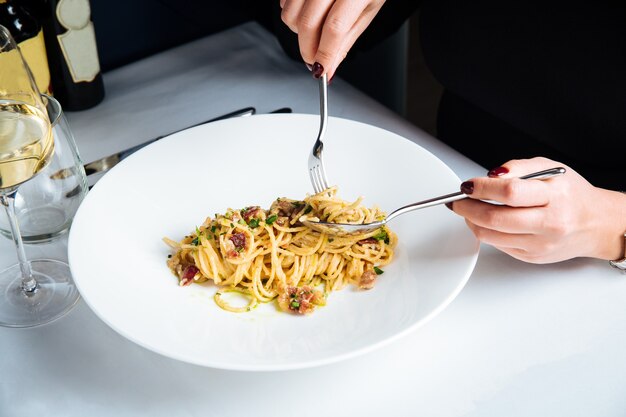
left=385, top=167, right=567, bottom=222
left=317, top=73, right=328, bottom=142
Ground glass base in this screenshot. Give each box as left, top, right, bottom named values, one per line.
left=0, top=205, right=71, bottom=244
left=0, top=259, right=80, bottom=328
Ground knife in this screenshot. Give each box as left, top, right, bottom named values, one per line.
left=80, top=107, right=293, bottom=178
left=60, top=107, right=293, bottom=194
left=85, top=106, right=257, bottom=176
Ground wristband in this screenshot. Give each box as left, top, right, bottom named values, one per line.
left=609, top=233, right=626, bottom=273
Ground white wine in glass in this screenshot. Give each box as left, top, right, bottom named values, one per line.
left=0, top=100, right=54, bottom=188
left=0, top=24, right=79, bottom=327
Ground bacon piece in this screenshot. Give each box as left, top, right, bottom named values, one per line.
left=277, top=285, right=324, bottom=315
left=358, top=238, right=378, bottom=245
left=359, top=270, right=377, bottom=290
left=180, top=265, right=199, bottom=286
left=229, top=232, right=246, bottom=250
left=241, top=206, right=261, bottom=222
left=270, top=199, right=305, bottom=224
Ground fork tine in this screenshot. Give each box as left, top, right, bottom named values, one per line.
left=315, top=164, right=327, bottom=193
left=310, top=165, right=324, bottom=194
left=318, top=161, right=330, bottom=191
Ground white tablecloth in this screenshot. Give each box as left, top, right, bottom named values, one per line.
left=1, top=23, right=625, bottom=417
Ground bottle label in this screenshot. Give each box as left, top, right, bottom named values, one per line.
left=55, top=0, right=101, bottom=83
left=18, top=29, right=52, bottom=95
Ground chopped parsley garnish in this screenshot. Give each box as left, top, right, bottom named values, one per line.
left=372, top=228, right=390, bottom=244
left=191, top=226, right=202, bottom=245
left=230, top=222, right=235, bottom=228
left=373, top=266, right=384, bottom=275
left=266, top=214, right=278, bottom=225
left=211, top=226, right=217, bottom=233
left=290, top=301, right=300, bottom=309
left=248, top=218, right=260, bottom=229
left=303, top=204, right=313, bottom=214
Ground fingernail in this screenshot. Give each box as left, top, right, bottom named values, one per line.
left=445, top=202, right=453, bottom=210
left=460, top=181, right=474, bottom=195
left=312, top=62, right=324, bottom=79
left=488, top=166, right=509, bottom=177
left=305, top=63, right=313, bottom=71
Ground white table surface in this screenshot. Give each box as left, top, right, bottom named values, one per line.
left=1, top=22, right=625, bottom=417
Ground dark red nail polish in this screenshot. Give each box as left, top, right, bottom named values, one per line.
left=305, top=63, right=313, bottom=71
left=488, top=166, right=509, bottom=177
left=445, top=202, right=453, bottom=210
left=460, top=181, right=474, bottom=195
left=312, top=62, right=324, bottom=79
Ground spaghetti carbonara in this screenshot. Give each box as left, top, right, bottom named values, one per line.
left=164, top=187, right=397, bottom=314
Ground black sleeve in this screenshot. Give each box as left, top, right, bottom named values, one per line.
left=419, top=0, right=626, bottom=190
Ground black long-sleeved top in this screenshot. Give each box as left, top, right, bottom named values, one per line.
left=419, top=1, right=625, bottom=190
left=91, top=1, right=624, bottom=190
left=269, top=0, right=625, bottom=189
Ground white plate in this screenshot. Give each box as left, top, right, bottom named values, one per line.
left=69, top=114, right=479, bottom=371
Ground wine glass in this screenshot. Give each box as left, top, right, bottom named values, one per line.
left=0, top=24, right=79, bottom=327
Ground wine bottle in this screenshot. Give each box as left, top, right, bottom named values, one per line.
left=21, top=0, right=104, bottom=111
left=0, top=0, right=51, bottom=95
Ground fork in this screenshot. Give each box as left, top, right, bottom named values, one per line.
left=301, top=167, right=567, bottom=235
left=308, top=73, right=330, bottom=193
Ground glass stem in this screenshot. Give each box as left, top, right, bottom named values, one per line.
left=0, top=190, right=38, bottom=293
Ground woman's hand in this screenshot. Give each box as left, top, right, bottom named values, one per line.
left=447, top=157, right=626, bottom=263
left=280, top=0, right=386, bottom=79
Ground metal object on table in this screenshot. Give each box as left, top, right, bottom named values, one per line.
left=308, top=73, right=330, bottom=194
left=78, top=106, right=291, bottom=190
left=301, top=167, right=567, bottom=235
left=51, top=107, right=256, bottom=181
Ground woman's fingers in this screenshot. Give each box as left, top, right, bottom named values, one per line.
left=461, top=173, right=555, bottom=208
left=315, top=1, right=385, bottom=78
left=457, top=157, right=571, bottom=209
left=454, top=199, right=545, bottom=234
left=489, top=157, right=561, bottom=179
left=295, top=0, right=335, bottom=65
left=280, top=0, right=307, bottom=33
left=281, top=0, right=386, bottom=79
